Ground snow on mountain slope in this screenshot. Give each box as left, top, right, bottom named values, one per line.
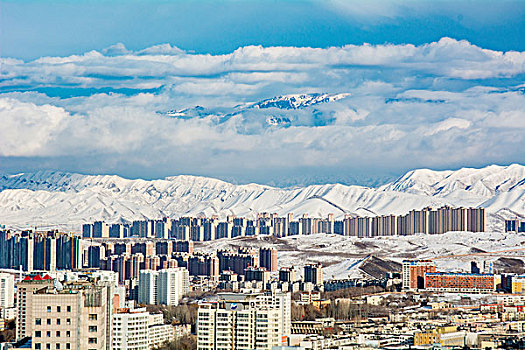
left=0, top=164, right=524, bottom=231
left=160, top=93, right=352, bottom=131
left=250, top=93, right=350, bottom=110
left=380, top=164, right=525, bottom=198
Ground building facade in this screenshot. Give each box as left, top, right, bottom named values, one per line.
left=402, top=260, right=437, bottom=290
left=425, top=272, right=495, bottom=293
left=197, top=291, right=291, bottom=350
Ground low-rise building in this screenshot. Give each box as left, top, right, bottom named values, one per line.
left=425, top=272, right=495, bottom=293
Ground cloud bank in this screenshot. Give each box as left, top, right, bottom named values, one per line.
left=0, top=38, right=524, bottom=186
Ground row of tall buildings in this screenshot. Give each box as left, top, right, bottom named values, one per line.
left=505, top=218, right=525, bottom=233
left=217, top=264, right=323, bottom=291
left=87, top=239, right=326, bottom=298
left=0, top=230, right=81, bottom=271
left=81, top=206, right=486, bottom=241
left=89, top=241, right=278, bottom=282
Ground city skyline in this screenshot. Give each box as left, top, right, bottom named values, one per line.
left=2, top=2, right=525, bottom=349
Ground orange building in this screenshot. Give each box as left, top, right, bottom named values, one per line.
left=403, top=260, right=436, bottom=290
left=425, top=272, right=494, bottom=293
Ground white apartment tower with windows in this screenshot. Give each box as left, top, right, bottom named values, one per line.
left=197, top=291, right=291, bottom=350
left=112, top=309, right=174, bottom=350
left=112, top=309, right=149, bottom=350
left=138, top=268, right=189, bottom=306
left=0, top=273, right=15, bottom=309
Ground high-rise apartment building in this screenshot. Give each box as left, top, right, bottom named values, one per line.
left=16, top=276, right=110, bottom=349
left=244, top=267, right=270, bottom=284
left=112, top=309, right=149, bottom=350
left=505, top=219, right=525, bottom=233
left=304, top=263, right=323, bottom=285
left=157, top=268, right=189, bottom=306
left=138, top=268, right=189, bottom=306
left=0, top=273, right=15, bottom=309
left=259, top=248, right=277, bottom=272
left=0, top=231, right=81, bottom=272
left=217, top=249, right=257, bottom=275
left=138, top=270, right=158, bottom=305
left=16, top=276, right=54, bottom=340
left=197, top=291, right=291, bottom=350
left=187, top=254, right=219, bottom=278
left=279, top=267, right=297, bottom=283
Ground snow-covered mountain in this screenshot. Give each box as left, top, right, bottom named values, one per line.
left=380, top=164, right=525, bottom=197
left=0, top=164, right=523, bottom=231
left=161, top=93, right=351, bottom=129
left=250, top=93, right=350, bottom=110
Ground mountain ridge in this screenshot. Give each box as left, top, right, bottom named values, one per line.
left=0, top=164, right=524, bottom=231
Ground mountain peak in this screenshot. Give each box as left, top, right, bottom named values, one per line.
left=251, top=93, right=350, bottom=110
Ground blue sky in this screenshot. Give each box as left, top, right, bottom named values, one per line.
left=0, top=0, right=524, bottom=186
left=2, top=0, right=524, bottom=59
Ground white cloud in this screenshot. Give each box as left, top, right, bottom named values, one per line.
left=0, top=38, right=524, bottom=184
left=0, top=98, right=69, bottom=157
left=424, top=118, right=472, bottom=136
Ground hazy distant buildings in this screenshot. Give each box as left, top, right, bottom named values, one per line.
left=78, top=206, right=486, bottom=246
left=505, top=219, right=525, bottom=233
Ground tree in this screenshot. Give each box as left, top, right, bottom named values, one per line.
left=157, top=335, right=196, bottom=350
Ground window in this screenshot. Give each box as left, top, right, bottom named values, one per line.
left=66, top=344, right=70, bottom=350
left=47, top=306, right=51, bottom=313
left=56, top=331, right=61, bottom=337
left=47, top=319, right=51, bottom=325
left=35, top=318, right=42, bottom=325
left=46, top=331, right=51, bottom=337
left=35, top=331, right=41, bottom=337
left=66, top=331, right=71, bottom=337
left=66, top=318, right=71, bottom=325
left=56, top=344, right=60, bottom=350
left=88, top=338, right=97, bottom=344
left=56, top=319, right=61, bottom=325
left=88, top=326, right=97, bottom=332
left=46, top=344, right=51, bottom=350
left=88, top=314, right=97, bottom=321
left=35, top=344, right=41, bottom=350
left=57, top=306, right=61, bottom=313
left=66, top=306, right=71, bottom=312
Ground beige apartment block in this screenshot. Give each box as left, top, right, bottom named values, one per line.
left=17, top=277, right=109, bottom=350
